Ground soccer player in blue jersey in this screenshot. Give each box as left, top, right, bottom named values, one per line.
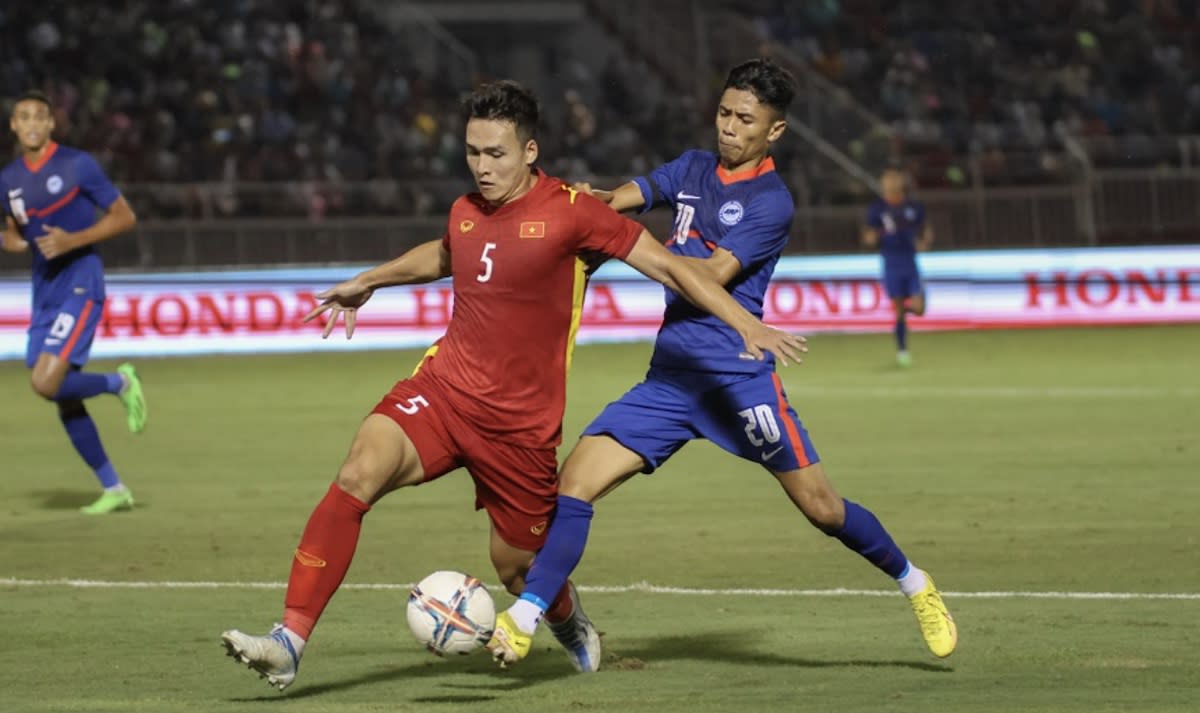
left=0, top=91, right=147, bottom=514
left=863, top=168, right=933, bottom=367
left=486, top=59, right=956, bottom=671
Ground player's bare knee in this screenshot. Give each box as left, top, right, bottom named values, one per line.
left=777, top=465, right=845, bottom=532
left=30, top=372, right=60, bottom=400
left=804, top=493, right=846, bottom=534
left=490, top=559, right=527, bottom=595
left=334, top=457, right=390, bottom=503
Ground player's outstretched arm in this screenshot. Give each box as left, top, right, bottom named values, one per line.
left=355, top=238, right=452, bottom=289
left=622, top=231, right=807, bottom=365
left=573, top=181, right=645, bottom=213
left=1, top=217, right=28, bottom=254
left=304, top=239, right=451, bottom=339
left=34, top=196, right=137, bottom=260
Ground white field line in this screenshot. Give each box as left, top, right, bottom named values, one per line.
left=786, top=386, right=1198, bottom=399
left=1, top=578, right=1198, bottom=601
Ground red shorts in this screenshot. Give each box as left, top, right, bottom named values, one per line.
left=370, top=370, right=557, bottom=552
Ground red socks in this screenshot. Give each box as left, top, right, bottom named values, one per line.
left=282, top=483, right=371, bottom=640
left=543, top=581, right=576, bottom=625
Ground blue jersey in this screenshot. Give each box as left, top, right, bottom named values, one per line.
left=633, top=150, right=793, bottom=374
left=1, top=142, right=120, bottom=310
left=866, top=198, right=925, bottom=273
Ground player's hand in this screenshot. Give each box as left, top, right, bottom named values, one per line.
left=33, top=225, right=77, bottom=260
left=0, top=232, right=29, bottom=254
left=571, top=182, right=614, bottom=204
left=303, top=277, right=375, bottom=339
left=740, top=325, right=808, bottom=367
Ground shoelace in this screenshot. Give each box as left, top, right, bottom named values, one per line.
left=914, top=596, right=948, bottom=630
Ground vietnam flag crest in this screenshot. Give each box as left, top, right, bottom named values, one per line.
left=519, top=221, right=546, bottom=239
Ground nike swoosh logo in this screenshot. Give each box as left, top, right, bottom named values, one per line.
left=761, top=446, right=785, bottom=461
left=676, top=191, right=701, bottom=201
left=294, top=549, right=327, bottom=567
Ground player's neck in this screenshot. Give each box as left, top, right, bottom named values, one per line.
left=883, top=193, right=905, bottom=206
left=23, top=141, right=55, bottom=164
left=492, top=172, right=538, bottom=207
left=719, top=153, right=767, bottom=175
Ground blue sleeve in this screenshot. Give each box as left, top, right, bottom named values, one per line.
left=865, top=201, right=882, bottom=228
left=913, top=201, right=926, bottom=228
left=632, top=151, right=695, bottom=215
left=77, top=153, right=120, bottom=209
left=718, top=190, right=794, bottom=269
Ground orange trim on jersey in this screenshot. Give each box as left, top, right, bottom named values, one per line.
left=716, top=156, right=775, bottom=185
left=58, top=300, right=94, bottom=359
left=26, top=186, right=80, bottom=218
left=771, top=373, right=810, bottom=468
left=564, top=257, right=587, bottom=372
left=23, top=142, right=59, bottom=173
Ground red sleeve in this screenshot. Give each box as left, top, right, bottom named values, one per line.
left=571, top=193, right=643, bottom=260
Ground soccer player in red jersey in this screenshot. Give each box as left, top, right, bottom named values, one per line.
left=220, top=80, right=805, bottom=691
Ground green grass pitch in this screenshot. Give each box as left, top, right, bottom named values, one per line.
left=1, top=325, right=1197, bottom=712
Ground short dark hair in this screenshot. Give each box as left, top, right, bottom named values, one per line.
left=15, top=90, right=52, bottom=111
left=462, top=80, right=540, bottom=142
left=724, top=59, right=796, bottom=116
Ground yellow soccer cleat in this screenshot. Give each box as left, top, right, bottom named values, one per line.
left=909, top=575, right=957, bottom=658
left=486, top=611, right=534, bottom=669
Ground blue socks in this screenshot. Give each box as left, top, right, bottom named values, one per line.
left=894, top=318, right=908, bottom=351
left=59, top=402, right=120, bottom=489
left=521, top=495, right=594, bottom=612
left=55, top=371, right=123, bottom=401
left=834, top=499, right=908, bottom=578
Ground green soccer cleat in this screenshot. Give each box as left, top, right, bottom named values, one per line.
left=896, top=351, right=913, bottom=368
left=80, top=488, right=135, bottom=515
left=117, top=363, right=147, bottom=433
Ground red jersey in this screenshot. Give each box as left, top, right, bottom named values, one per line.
left=420, top=170, right=643, bottom=448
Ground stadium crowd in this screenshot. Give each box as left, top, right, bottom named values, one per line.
left=5, top=0, right=1200, bottom=213
left=747, top=0, right=1200, bottom=183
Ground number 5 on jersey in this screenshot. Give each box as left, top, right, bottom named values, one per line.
left=477, top=242, right=497, bottom=283
left=396, top=395, right=429, bottom=415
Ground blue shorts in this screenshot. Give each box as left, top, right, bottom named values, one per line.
left=26, top=295, right=104, bottom=368
left=582, top=368, right=820, bottom=474
left=883, top=268, right=923, bottom=300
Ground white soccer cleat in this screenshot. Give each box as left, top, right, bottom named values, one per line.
left=546, top=583, right=602, bottom=673
left=221, top=624, right=301, bottom=691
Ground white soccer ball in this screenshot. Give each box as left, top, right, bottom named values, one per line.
left=406, top=570, right=496, bottom=656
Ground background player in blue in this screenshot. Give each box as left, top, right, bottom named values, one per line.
left=0, top=91, right=147, bottom=514
left=863, top=168, right=934, bottom=367
left=487, top=60, right=956, bottom=670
